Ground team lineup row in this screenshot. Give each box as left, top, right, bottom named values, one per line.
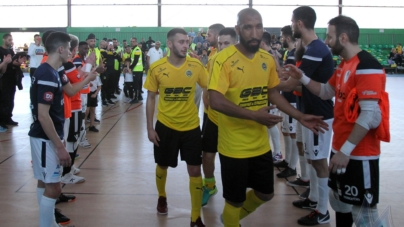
left=25, top=5, right=388, bottom=227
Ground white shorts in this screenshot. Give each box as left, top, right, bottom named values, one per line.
left=30, top=137, right=62, bottom=183
left=269, top=107, right=278, bottom=115
left=296, top=122, right=303, bottom=142
left=64, top=118, right=70, bottom=142
left=302, top=118, right=333, bottom=160
left=281, top=103, right=297, bottom=133
left=81, top=94, right=87, bottom=112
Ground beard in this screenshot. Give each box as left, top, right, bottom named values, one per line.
left=293, top=28, right=302, bottom=39
left=330, top=39, right=344, bottom=56
left=172, top=46, right=186, bottom=58
left=283, top=39, right=289, bottom=49
left=239, top=35, right=260, bottom=53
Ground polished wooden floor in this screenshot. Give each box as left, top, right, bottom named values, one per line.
left=0, top=74, right=403, bottom=227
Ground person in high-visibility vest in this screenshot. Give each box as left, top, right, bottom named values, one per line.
left=130, top=37, right=143, bottom=104
left=112, top=38, right=123, bottom=94
left=86, top=33, right=102, bottom=67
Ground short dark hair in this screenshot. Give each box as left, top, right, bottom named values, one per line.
left=167, top=28, right=187, bottom=40
left=208, top=23, right=225, bottom=35
left=123, top=39, right=127, bottom=42
left=218, top=28, right=237, bottom=40
left=262, top=32, right=271, bottom=46
left=293, top=6, right=316, bottom=30
left=42, top=30, right=56, bottom=47
left=112, top=38, right=117, bottom=41
left=237, top=8, right=261, bottom=26
left=69, top=34, right=79, bottom=51
left=328, top=15, right=359, bottom=45
left=280, top=25, right=295, bottom=42
left=34, top=34, right=40, bottom=38
left=3, top=34, right=11, bottom=39
left=45, top=32, right=71, bottom=54
left=79, top=41, right=88, bottom=47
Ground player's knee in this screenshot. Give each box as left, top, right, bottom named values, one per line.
left=329, top=190, right=352, bottom=213
left=44, top=183, right=62, bottom=198
left=187, top=165, right=201, bottom=177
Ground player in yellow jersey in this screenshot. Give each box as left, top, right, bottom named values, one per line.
left=144, top=28, right=208, bottom=227
left=201, top=27, right=237, bottom=207
left=208, top=8, right=329, bottom=227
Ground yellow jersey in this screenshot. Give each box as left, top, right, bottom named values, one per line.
left=206, top=52, right=220, bottom=125
left=144, top=57, right=208, bottom=131
left=208, top=45, right=280, bottom=158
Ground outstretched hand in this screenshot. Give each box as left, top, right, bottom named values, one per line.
left=298, top=114, right=329, bottom=135
left=282, top=64, right=303, bottom=80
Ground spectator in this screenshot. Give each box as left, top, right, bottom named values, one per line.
left=140, top=38, right=147, bottom=52
left=200, top=28, right=207, bottom=39
left=396, top=43, right=402, bottom=55
left=193, top=32, right=204, bottom=44
left=389, top=48, right=402, bottom=65
left=188, top=28, right=196, bottom=38
left=28, top=34, right=45, bottom=80
left=147, top=41, right=164, bottom=67
left=146, top=36, right=155, bottom=50
left=200, top=49, right=208, bottom=66
left=122, top=39, right=128, bottom=48
left=195, top=42, right=203, bottom=56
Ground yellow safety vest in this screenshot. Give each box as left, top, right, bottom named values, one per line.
left=88, top=47, right=101, bottom=66
left=122, top=52, right=131, bottom=63
left=131, top=46, right=143, bottom=72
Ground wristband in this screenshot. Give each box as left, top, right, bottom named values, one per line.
left=300, top=72, right=311, bottom=85
left=340, top=140, right=356, bottom=156
left=84, top=63, right=92, bottom=72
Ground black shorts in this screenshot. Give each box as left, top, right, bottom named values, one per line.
left=202, top=117, right=218, bottom=153
left=201, top=113, right=208, bottom=136
left=154, top=121, right=202, bottom=168
left=67, top=111, right=83, bottom=143
left=87, top=92, right=98, bottom=107
left=219, top=151, right=274, bottom=203
left=328, top=152, right=380, bottom=206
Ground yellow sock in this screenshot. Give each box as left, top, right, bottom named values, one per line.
left=189, top=176, right=203, bottom=222
left=239, top=190, right=265, bottom=220
left=155, top=165, right=167, bottom=197
left=204, top=177, right=216, bottom=190
left=223, top=201, right=241, bottom=227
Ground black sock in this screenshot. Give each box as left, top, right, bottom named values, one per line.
left=336, top=212, right=353, bottom=227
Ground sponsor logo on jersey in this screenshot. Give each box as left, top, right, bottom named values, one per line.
left=231, top=59, right=239, bottom=67
left=236, top=66, right=244, bottom=73
left=43, top=92, right=54, bottom=102
left=262, top=63, right=267, bottom=71
left=362, top=90, right=377, bottom=96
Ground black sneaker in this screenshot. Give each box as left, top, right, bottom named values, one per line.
left=102, top=101, right=108, bottom=106
left=287, top=177, right=310, bottom=188
left=89, top=126, right=99, bottom=132
left=115, top=91, right=120, bottom=95
left=299, top=188, right=310, bottom=200
left=138, top=95, right=143, bottom=101
left=7, top=119, right=18, bottom=126
left=297, top=210, right=330, bottom=226
left=0, top=124, right=8, bottom=129
left=293, top=198, right=317, bottom=210
left=130, top=99, right=139, bottom=104
left=55, top=208, right=70, bottom=225
left=273, top=160, right=288, bottom=168
left=56, top=193, right=76, bottom=204
left=110, top=95, right=117, bottom=99
left=276, top=166, right=297, bottom=178
left=94, top=118, right=100, bottom=123
left=108, top=99, right=114, bottom=104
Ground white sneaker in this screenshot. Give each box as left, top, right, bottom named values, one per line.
left=79, top=139, right=91, bottom=148
left=71, top=165, right=81, bottom=175
left=61, top=173, right=85, bottom=184
left=124, top=97, right=131, bottom=103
